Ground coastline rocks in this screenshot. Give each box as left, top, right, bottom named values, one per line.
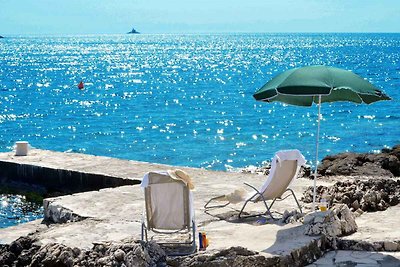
left=240, top=161, right=311, bottom=178
left=0, top=236, right=40, bottom=266
left=0, top=237, right=166, bottom=267
left=337, top=239, right=400, bottom=252
left=302, top=178, right=400, bottom=212
left=0, top=236, right=330, bottom=267
left=240, top=162, right=271, bottom=175
left=168, top=246, right=271, bottom=267
left=318, top=144, right=400, bottom=177
left=304, top=204, right=357, bottom=238
left=167, top=243, right=327, bottom=267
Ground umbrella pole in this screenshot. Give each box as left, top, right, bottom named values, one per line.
left=313, top=95, right=322, bottom=211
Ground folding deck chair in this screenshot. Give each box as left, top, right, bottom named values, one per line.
left=141, top=171, right=196, bottom=255
left=205, top=150, right=306, bottom=219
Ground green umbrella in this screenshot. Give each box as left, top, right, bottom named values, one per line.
left=253, top=65, right=391, bottom=210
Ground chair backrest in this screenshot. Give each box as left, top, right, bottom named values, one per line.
left=254, top=150, right=305, bottom=201
left=143, top=172, right=191, bottom=231
left=262, top=160, right=298, bottom=199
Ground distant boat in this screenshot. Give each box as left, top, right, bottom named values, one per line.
left=127, top=28, right=140, bottom=34
left=0, top=36, right=4, bottom=39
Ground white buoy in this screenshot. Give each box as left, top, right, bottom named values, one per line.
left=15, top=141, right=29, bottom=156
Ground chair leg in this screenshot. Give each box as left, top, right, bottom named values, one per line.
left=258, top=193, right=275, bottom=220
left=268, top=197, right=278, bottom=212
left=191, top=220, right=197, bottom=253
left=204, top=195, right=230, bottom=209
left=270, top=189, right=302, bottom=214
left=287, top=188, right=303, bottom=214
left=238, top=199, right=251, bottom=219
left=238, top=194, right=275, bottom=220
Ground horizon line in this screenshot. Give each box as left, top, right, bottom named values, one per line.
left=1, top=31, right=400, bottom=36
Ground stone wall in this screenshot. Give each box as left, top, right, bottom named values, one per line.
left=302, top=178, right=400, bottom=212
left=0, top=161, right=139, bottom=194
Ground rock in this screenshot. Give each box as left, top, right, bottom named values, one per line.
left=336, top=204, right=357, bottom=235
left=281, top=210, right=303, bottom=224
left=0, top=236, right=167, bottom=267
left=124, top=245, right=151, bottom=267
left=351, top=200, right=360, bottom=210
left=44, top=200, right=87, bottom=224
left=303, top=212, right=326, bottom=225
left=304, top=205, right=357, bottom=238
left=143, top=241, right=166, bottom=266
left=318, top=144, right=400, bottom=177
left=167, top=246, right=274, bottom=267
left=17, top=249, right=33, bottom=266
left=0, top=251, right=16, bottom=266
left=337, top=240, right=376, bottom=251
left=114, top=249, right=125, bottom=261
left=353, top=208, right=364, bottom=217
left=302, top=178, right=400, bottom=212
left=9, top=240, right=23, bottom=255
left=97, top=256, right=111, bottom=265
left=383, top=241, right=399, bottom=251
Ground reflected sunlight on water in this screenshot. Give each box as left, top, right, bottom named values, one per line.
left=0, top=33, right=399, bottom=170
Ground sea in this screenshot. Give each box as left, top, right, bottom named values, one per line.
left=0, top=33, right=399, bottom=228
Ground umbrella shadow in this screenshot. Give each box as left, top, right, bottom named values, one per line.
left=204, top=207, right=286, bottom=226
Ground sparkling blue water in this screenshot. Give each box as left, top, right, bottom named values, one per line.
left=0, top=194, right=43, bottom=228
left=0, top=33, right=399, bottom=227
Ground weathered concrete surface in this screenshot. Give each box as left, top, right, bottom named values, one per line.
left=0, top=149, right=335, bottom=260
left=340, top=205, right=400, bottom=245
left=0, top=179, right=324, bottom=252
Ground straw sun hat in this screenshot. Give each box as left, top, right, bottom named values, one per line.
left=167, top=169, right=195, bottom=190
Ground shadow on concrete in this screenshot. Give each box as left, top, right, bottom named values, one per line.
left=378, top=254, right=400, bottom=266
left=204, top=208, right=286, bottom=226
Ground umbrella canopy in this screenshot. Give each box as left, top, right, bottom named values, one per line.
left=253, top=65, right=391, bottom=210
left=254, top=65, right=391, bottom=105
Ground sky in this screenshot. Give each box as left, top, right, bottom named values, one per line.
left=1, top=0, right=399, bottom=34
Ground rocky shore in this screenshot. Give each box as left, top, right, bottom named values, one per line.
left=0, top=205, right=390, bottom=267
left=302, top=178, right=400, bottom=212
left=0, top=236, right=330, bottom=267
left=241, top=144, right=400, bottom=178
left=0, top=236, right=166, bottom=267
left=318, top=144, right=400, bottom=177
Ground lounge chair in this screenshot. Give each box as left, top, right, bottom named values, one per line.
left=141, top=170, right=196, bottom=255
left=204, top=150, right=306, bottom=219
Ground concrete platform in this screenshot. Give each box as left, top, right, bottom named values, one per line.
left=341, top=205, right=400, bottom=244
left=0, top=149, right=332, bottom=257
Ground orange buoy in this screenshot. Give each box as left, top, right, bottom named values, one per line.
left=78, top=81, right=84, bottom=90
